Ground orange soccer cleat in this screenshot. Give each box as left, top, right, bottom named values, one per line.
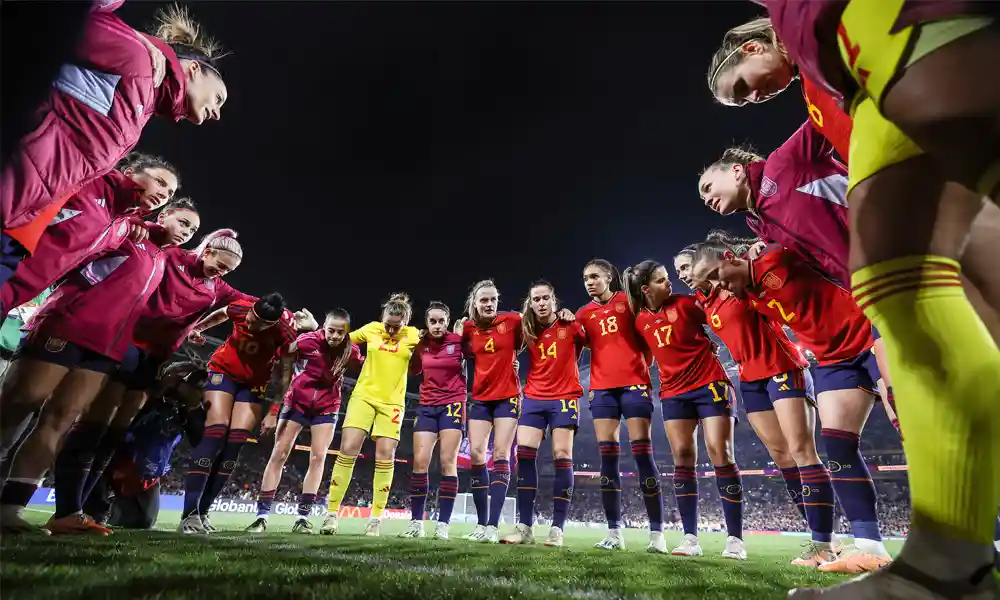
left=816, top=546, right=891, bottom=574
left=791, top=542, right=838, bottom=567
left=44, top=512, right=113, bottom=536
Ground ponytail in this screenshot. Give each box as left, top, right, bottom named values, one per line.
left=621, top=260, right=662, bottom=314
left=382, top=292, right=413, bottom=325
left=192, top=228, right=242, bottom=262
left=153, top=4, right=225, bottom=75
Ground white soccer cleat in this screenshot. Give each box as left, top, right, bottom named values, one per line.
left=178, top=514, right=207, bottom=535
left=244, top=517, right=267, bottom=533
left=319, top=512, right=339, bottom=535
left=481, top=524, right=500, bottom=544
left=722, top=536, right=748, bottom=560
left=291, top=518, right=314, bottom=534
left=671, top=533, right=703, bottom=556
left=543, top=526, right=564, bottom=548
left=463, top=524, right=486, bottom=541
left=788, top=562, right=999, bottom=600
left=646, top=530, right=668, bottom=554
left=364, top=517, right=381, bottom=537
left=595, top=529, right=625, bottom=551
left=433, top=522, right=450, bottom=540
left=399, top=519, right=425, bottom=539
left=500, top=523, right=535, bottom=545
left=200, top=515, right=216, bottom=533
left=0, top=505, right=46, bottom=534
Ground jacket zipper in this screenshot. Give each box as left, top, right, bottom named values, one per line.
left=109, top=247, right=162, bottom=354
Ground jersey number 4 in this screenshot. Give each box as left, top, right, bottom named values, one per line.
left=537, top=341, right=557, bottom=360
left=484, top=337, right=495, bottom=353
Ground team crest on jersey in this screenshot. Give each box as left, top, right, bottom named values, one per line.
left=210, top=373, right=224, bottom=385
left=760, top=176, right=778, bottom=198
left=557, top=328, right=567, bottom=340
left=615, top=302, right=626, bottom=313
left=497, top=322, right=507, bottom=334
left=44, top=337, right=66, bottom=353
left=666, top=309, right=678, bottom=323
left=763, top=272, right=783, bottom=290
left=447, top=344, right=456, bottom=355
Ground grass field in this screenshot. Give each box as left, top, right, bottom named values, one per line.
left=1, top=507, right=904, bottom=600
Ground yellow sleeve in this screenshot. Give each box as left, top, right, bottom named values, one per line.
left=349, top=322, right=378, bottom=345
left=405, top=326, right=422, bottom=349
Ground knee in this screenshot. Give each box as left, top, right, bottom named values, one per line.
left=552, top=448, right=572, bottom=461
left=671, top=446, right=696, bottom=465
left=705, top=441, right=733, bottom=466
left=374, top=447, right=396, bottom=462
left=307, top=453, right=325, bottom=469
left=786, top=438, right=818, bottom=466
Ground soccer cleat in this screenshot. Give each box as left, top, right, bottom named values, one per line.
left=595, top=530, right=625, bottom=551
left=462, top=524, right=486, bottom=541
left=817, top=545, right=892, bottom=574
left=0, top=505, right=47, bottom=534
left=244, top=517, right=268, bottom=534
left=291, top=518, right=314, bottom=534
left=399, top=519, right=425, bottom=539
left=433, top=522, right=450, bottom=540
left=792, top=542, right=838, bottom=567
left=543, top=526, right=564, bottom=548
left=671, top=534, right=704, bottom=556
left=788, top=560, right=999, bottom=600
left=481, top=525, right=500, bottom=544
left=44, top=512, right=112, bottom=536
left=319, top=513, right=339, bottom=535
left=500, top=523, right=535, bottom=545
left=364, top=518, right=381, bottom=537
left=646, top=531, right=668, bottom=554
left=201, top=515, right=216, bottom=533
left=178, top=514, right=207, bottom=535
left=722, top=536, right=748, bottom=560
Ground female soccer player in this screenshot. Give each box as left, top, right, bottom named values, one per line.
left=0, top=4, right=227, bottom=297
left=576, top=259, right=666, bottom=553
left=623, top=259, right=746, bottom=561
left=177, top=293, right=298, bottom=534
left=0, top=152, right=181, bottom=314
left=246, top=309, right=362, bottom=535
left=501, top=282, right=586, bottom=548
left=689, top=242, right=895, bottom=573
left=676, top=241, right=836, bottom=567
left=321, top=293, right=421, bottom=537
left=0, top=206, right=199, bottom=534
left=400, top=302, right=466, bottom=541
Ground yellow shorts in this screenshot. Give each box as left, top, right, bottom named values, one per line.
left=342, top=395, right=404, bottom=440
left=846, top=97, right=923, bottom=194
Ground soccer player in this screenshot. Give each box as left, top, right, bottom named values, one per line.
left=676, top=241, right=836, bottom=567
left=177, top=293, right=297, bottom=534
left=576, top=259, right=666, bottom=553
left=400, top=302, right=466, bottom=540
left=246, top=309, right=362, bottom=534
left=690, top=242, right=895, bottom=573
left=501, top=281, right=586, bottom=548
left=0, top=207, right=199, bottom=534
left=320, top=293, right=420, bottom=537
left=623, top=259, right=746, bottom=561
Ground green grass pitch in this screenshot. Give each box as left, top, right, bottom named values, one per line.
left=1, top=507, right=905, bottom=600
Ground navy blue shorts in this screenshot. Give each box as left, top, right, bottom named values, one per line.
left=661, top=380, right=735, bottom=421
left=871, top=326, right=881, bottom=342
left=279, top=404, right=339, bottom=427
left=16, top=332, right=118, bottom=374
left=468, top=397, right=520, bottom=422
left=414, top=402, right=466, bottom=434
left=0, top=233, right=27, bottom=312
left=740, top=369, right=810, bottom=413
left=588, top=385, right=654, bottom=421
left=113, top=345, right=166, bottom=391
left=204, top=371, right=267, bottom=404
left=810, top=349, right=880, bottom=396
left=519, top=397, right=580, bottom=431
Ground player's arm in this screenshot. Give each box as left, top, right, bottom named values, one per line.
left=348, top=321, right=376, bottom=344
left=408, top=340, right=424, bottom=376
left=189, top=305, right=232, bottom=341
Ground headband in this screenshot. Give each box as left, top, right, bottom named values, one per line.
left=709, top=45, right=745, bottom=88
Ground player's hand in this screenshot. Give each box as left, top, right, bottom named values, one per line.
left=556, top=308, right=575, bottom=322
left=512, top=359, right=519, bottom=370
left=187, top=330, right=206, bottom=345
left=419, top=329, right=428, bottom=339
left=710, top=340, right=721, bottom=355
left=260, top=413, right=278, bottom=436
left=452, top=317, right=468, bottom=333
left=293, top=308, right=318, bottom=332
left=126, top=218, right=150, bottom=243
left=746, top=241, right=767, bottom=260
left=136, top=31, right=166, bottom=87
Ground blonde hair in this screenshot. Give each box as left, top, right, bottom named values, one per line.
left=520, top=280, right=557, bottom=344
left=153, top=4, right=224, bottom=69
left=382, top=292, right=412, bottom=325
left=465, top=279, right=498, bottom=323
left=192, top=228, right=242, bottom=260
left=707, top=17, right=783, bottom=96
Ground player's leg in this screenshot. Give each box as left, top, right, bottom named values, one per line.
left=503, top=423, right=544, bottom=545
left=82, top=387, right=150, bottom=502
left=180, top=383, right=234, bottom=532
left=464, top=401, right=494, bottom=537
left=247, top=412, right=302, bottom=533
left=294, top=416, right=335, bottom=533
left=743, top=381, right=804, bottom=520
left=199, top=396, right=263, bottom=522
left=404, top=419, right=438, bottom=538
left=621, top=386, right=664, bottom=552
left=322, top=424, right=368, bottom=535
left=435, top=421, right=462, bottom=540
left=544, top=416, right=576, bottom=548
left=703, top=412, right=745, bottom=560
left=363, top=400, right=402, bottom=537
left=663, top=407, right=702, bottom=557
left=590, top=389, right=624, bottom=549
left=486, top=398, right=519, bottom=539
left=133, top=480, right=161, bottom=530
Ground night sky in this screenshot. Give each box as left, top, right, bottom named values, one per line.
left=122, top=1, right=808, bottom=322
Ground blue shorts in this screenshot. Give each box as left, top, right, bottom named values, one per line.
left=519, top=397, right=580, bottom=431
left=414, top=402, right=466, bottom=433
left=871, top=326, right=881, bottom=342
left=279, top=404, right=339, bottom=427
left=661, top=380, right=734, bottom=421
left=810, top=349, right=880, bottom=396
left=204, top=371, right=267, bottom=404
left=0, top=233, right=27, bottom=312
left=588, top=385, right=654, bottom=421
left=113, top=345, right=166, bottom=391
left=468, top=397, right=520, bottom=422
left=740, top=369, right=810, bottom=413
left=16, top=332, right=118, bottom=374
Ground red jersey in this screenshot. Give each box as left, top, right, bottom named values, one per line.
left=207, top=300, right=298, bottom=388
left=801, top=75, right=852, bottom=163
left=463, top=312, right=522, bottom=401
left=747, top=245, right=873, bottom=365
left=576, top=291, right=650, bottom=390
left=634, top=295, right=728, bottom=398
left=698, top=287, right=807, bottom=382
left=410, top=332, right=468, bottom=406
left=523, top=321, right=586, bottom=400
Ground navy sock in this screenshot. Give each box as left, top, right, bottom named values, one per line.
left=516, top=447, right=538, bottom=527
left=437, top=476, right=458, bottom=524
left=552, top=457, right=574, bottom=530
left=410, top=472, right=428, bottom=521
left=631, top=439, right=663, bottom=532
left=182, top=424, right=228, bottom=518
left=799, top=464, right=835, bottom=543
left=0, top=479, right=38, bottom=507
left=780, top=467, right=807, bottom=521
left=256, top=488, right=276, bottom=518
left=714, top=463, right=744, bottom=539
left=598, top=441, right=621, bottom=530
left=673, top=466, right=699, bottom=536
left=469, top=463, right=489, bottom=526
left=199, top=428, right=249, bottom=516
left=487, top=459, right=510, bottom=527
left=81, top=426, right=128, bottom=502
left=821, top=428, right=881, bottom=542
left=53, top=421, right=106, bottom=518
left=297, top=493, right=316, bottom=517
